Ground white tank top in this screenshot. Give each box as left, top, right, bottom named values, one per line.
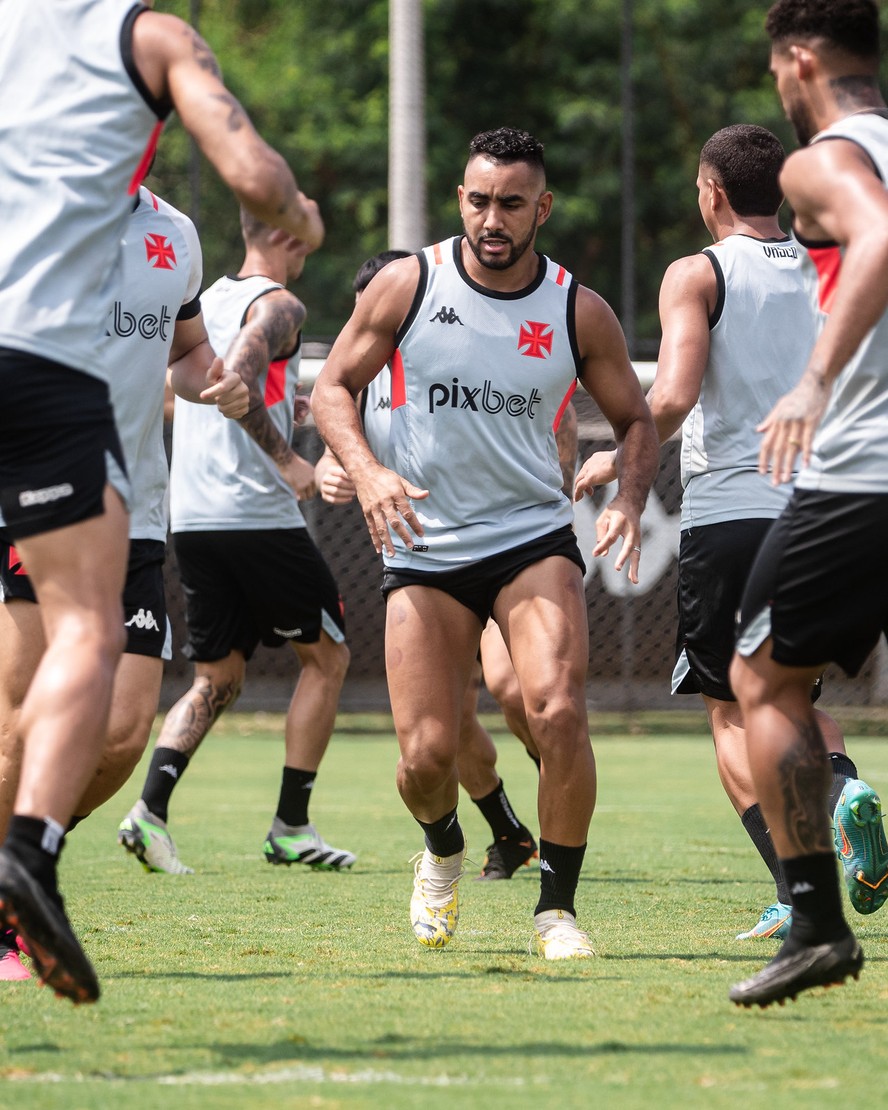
left=795, top=112, right=888, bottom=494
left=385, top=236, right=578, bottom=570
left=110, top=189, right=202, bottom=542
left=0, top=1, right=166, bottom=379
left=169, top=274, right=305, bottom=532
left=680, top=234, right=815, bottom=527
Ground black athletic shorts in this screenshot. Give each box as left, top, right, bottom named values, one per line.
left=0, top=537, right=170, bottom=659
left=737, top=488, right=888, bottom=676
left=172, top=528, right=346, bottom=662
left=673, top=518, right=776, bottom=701
left=0, top=349, right=129, bottom=539
left=381, top=524, right=585, bottom=626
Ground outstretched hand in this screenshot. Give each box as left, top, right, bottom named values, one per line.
left=200, top=357, right=250, bottom=419
left=354, top=467, right=429, bottom=556
left=757, top=372, right=831, bottom=485
left=574, top=450, right=618, bottom=500
left=592, top=496, right=643, bottom=585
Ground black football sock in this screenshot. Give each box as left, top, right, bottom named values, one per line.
left=417, top=807, right=465, bottom=857
left=740, top=804, right=791, bottom=905
left=534, top=840, right=586, bottom=917
left=3, top=815, right=64, bottom=896
left=276, top=767, right=316, bottom=828
left=472, top=778, right=529, bottom=840
left=828, top=752, right=859, bottom=816
left=140, top=747, right=190, bottom=823
left=778, top=851, right=851, bottom=956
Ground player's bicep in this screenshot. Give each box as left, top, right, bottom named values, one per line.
left=653, top=257, right=713, bottom=413
left=576, top=291, right=648, bottom=436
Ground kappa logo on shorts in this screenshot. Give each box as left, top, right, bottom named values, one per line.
left=19, top=483, right=74, bottom=508
left=125, top=608, right=161, bottom=632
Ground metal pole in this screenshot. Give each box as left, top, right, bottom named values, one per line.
left=388, top=0, right=427, bottom=250
left=620, top=0, right=636, bottom=357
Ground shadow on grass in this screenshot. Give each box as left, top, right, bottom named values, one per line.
left=198, top=1037, right=750, bottom=1066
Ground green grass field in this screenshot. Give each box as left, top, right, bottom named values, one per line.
left=2, top=715, right=887, bottom=1110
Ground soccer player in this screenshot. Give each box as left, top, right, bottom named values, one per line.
left=316, top=251, right=570, bottom=881
left=575, top=124, right=885, bottom=942
left=0, top=0, right=323, bottom=1004
left=0, top=184, right=248, bottom=982
left=312, top=128, right=659, bottom=959
left=118, top=207, right=354, bottom=876
left=728, top=0, right=888, bottom=1007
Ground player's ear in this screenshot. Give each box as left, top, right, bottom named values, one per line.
left=789, top=43, right=815, bottom=80
left=536, top=190, right=553, bottom=226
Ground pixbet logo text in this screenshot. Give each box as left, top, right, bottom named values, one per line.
left=428, top=377, right=542, bottom=418
left=108, top=301, right=173, bottom=341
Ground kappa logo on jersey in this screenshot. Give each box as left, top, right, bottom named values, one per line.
left=429, top=305, right=464, bottom=325
left=372, top=397, right=392, bottom=412
left=428, top=376, right=542, bottom=418
left=518, top=320, right=553, bottom=359
left=108, top=301, right=173, bottom=341
left=144, top=233, right=177, bottom=270
left=8, top=545, right=27, bottom=577
left=125, top=608, right=161, bottom=632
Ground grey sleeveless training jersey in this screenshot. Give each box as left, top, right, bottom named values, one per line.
left=385, top=236, right=578, bottom=571
left=0, top=1, right=164, bottom=379
left=363, top=369, right=394, bottom=465
left=169, top=275, right=305, bottom=532
left=795, top=113, right=888, bottom=494
left=680, top=234, right=816, bottom=528
left=111, top=189, right=202, bottom=542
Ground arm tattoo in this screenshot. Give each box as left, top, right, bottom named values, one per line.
left=231, top=300, right=302, bottom=464
left=189, top=30, right=222, bottom=79
left=210, top=92, right=246, bottom=133
left=776, top=716, right=833, bottom=856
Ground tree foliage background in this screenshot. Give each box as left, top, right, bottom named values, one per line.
left=152, top=0, right=880, bottom=351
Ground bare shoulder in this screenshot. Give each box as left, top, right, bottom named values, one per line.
left=781, top=139, right=881, bottom=238
left=573, top=284, right=628, bottom=360
left=661, top=251, right=716, bottom=291
left=243, top=287, right=305, bottom=355
left=659, top=251, right=717, bottom=311
left=131, top=11, right=222, bottom=99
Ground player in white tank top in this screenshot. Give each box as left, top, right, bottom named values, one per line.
left=0, top=1, right=325, bottom=1006
left=729, top=0, right=888, bottom=1009
left=0, top=186, right=250, bottom=981
left=579, top=123, right=862, bottom=945
left=317, top=250, right=567, bottom=880
left=119, top=206, right=355, bottom=882
left=314, top=128, right=659, bottom=959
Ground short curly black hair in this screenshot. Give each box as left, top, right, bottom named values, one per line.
left=766, top=0, right=879, bottom=60
left=468, top=128, right=546, bottom=173
left=352, top=250, right=412, bottom=294
left=699, top=125, right=786, bottom=217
